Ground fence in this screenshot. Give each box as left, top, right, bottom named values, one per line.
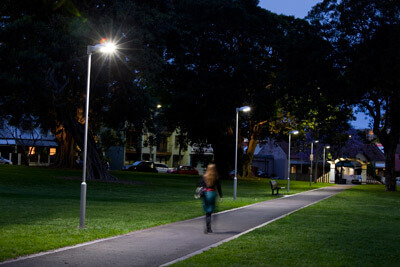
left=366, top=175, right=382, bottom=184
left=316, top=172, right=330, bottom=183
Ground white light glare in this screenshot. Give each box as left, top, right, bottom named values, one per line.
left=238, top=106, right=251, bottom=112
left=100, top=42, right=116, bottom=54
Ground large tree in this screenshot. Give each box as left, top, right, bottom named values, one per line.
left=0, top=0, right=173, bottom=179
left=309, top=0, right=400, bottom=191
left=158, top=0, right=285, bottom=177
left=242, top=13, right=352, bottom=177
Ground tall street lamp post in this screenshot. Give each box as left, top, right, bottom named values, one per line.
left=287, top=130, right=299, bottom=192
left=80, top=40, right=116, bottom=229
left=323, top=145, right=330, bottom=181
left=309, top=140, right=319, bottom=186
left=234, top=106, right=251, bottom=200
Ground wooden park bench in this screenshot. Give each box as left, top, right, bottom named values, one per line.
left=270, top=180, right=285, bottom=195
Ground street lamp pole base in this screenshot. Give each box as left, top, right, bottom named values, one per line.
left=233, top=177, right=237, bottom=200
left=79, top=182, right=87, bottom=229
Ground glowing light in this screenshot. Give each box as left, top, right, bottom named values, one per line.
left=237, top=106, right=251, bottom=112
left=99, top=42, right=116, bottom=54
left=50, top=148, right=57, bottom=156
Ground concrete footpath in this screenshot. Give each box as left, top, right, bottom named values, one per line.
left=2, top=185, right=353, bottom=267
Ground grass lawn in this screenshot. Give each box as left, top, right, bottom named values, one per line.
left=173, top=184, right=400, bottom=266
left=0, top=165, right=329, bottom=262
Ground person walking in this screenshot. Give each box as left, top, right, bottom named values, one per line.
left=202, top=164, right=222, bottom=233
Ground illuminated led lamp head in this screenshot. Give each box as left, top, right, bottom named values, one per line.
left=99, top=38, right=116, bottom=54
left=236, top=106, right=251, bottom=112
left=87, top=38, right=117, bottom=55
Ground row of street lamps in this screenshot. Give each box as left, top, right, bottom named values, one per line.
left=234, top=116, right=332, bottom=198
left=289, top=135, right=330, bottom=193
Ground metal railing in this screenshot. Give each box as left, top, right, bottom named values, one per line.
left=366, top=175, right=382, bottom=184
left=317, top=172, right=330, bottom=183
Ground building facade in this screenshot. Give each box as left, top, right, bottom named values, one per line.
left=0, top=118, right=58, bottom=165
left=106, top=129, right=214, bottom=174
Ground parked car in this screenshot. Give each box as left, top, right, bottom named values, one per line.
left=154, top=163, right=173, bottom=173
left=123, top=161, right=158, bottom=173
left=0, top=156, right=12, bottom=165
left=168, top=165, right=199, bottom=175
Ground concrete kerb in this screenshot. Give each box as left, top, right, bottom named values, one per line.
left=0, top=185, right=342, bottom=266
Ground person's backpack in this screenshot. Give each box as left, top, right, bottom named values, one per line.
left=194, top=180, right=206, bottom=199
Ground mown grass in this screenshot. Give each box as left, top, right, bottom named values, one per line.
left=174, top=184, right=400, bottom=267
left=0, top=165, right=330, bottom=262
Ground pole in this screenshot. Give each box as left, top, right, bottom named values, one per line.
left=310, top=142, right=313, bottom=186
left=314, top=142, right=319, bottom=183
left=80, top=51, right=91, bottom=229
left=323, top=147, right=326, bottom=182
left=287, top=133, right=291, bottom=192
left=233, top=110, right=239, bottom=200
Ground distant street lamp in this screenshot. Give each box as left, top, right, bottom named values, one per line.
left=233, top=105, right=251, bottom=200
left=287, top=130, right=299, bottom=192
left=323, top=145, right=330, bottom=181
left=80, top=39, right=117, bottom=229
left=309, top=140, right=319, bottom=186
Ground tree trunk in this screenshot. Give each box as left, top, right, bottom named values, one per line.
left=380, top=132, right=398, bottom=191
left=384, top=144, right=396, bottom=191
left=243, top=121, right=268, bottom=177
left=244, top=134, right=258, bottom=177
left=54, top=125, right=76, bottom=168
left=61, top=109, right=116, bottom=181
left=47, top=68, right=115, bottom=180
left=374, top=105, right=399, bottom=191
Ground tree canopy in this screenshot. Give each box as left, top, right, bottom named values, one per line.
left=0, top=0, right=371, bottom=182
left=309, top=0, right=400, bottom=191
left=0, top=0, right=173, bottom=179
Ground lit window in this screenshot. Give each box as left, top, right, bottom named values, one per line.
left=290, top=166, right=296, bottom=173
left=29, top=147, right=36, bottom=155
left=50, top=148, right=56, bottom=156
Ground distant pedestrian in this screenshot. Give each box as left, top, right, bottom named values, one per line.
left=202, top=164, right=222, bottom=233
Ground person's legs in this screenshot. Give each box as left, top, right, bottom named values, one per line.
left=203, top=191, right=216, bottom=233
left=206, top=212, right=212, bottom=233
